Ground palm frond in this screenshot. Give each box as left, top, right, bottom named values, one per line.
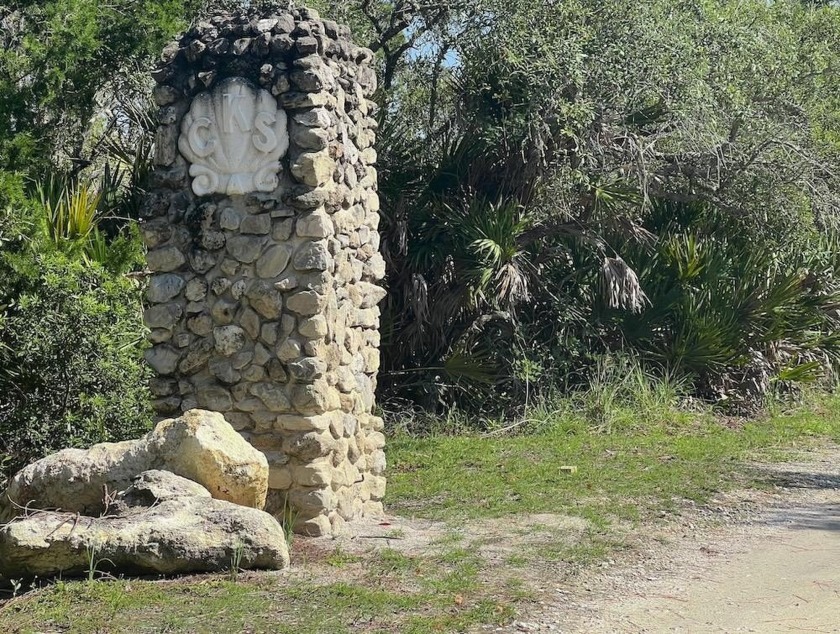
left=600, top=256, right=649, bottom=314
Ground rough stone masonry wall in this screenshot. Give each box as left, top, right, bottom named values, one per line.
left=140, top=6, right=386, bottom=536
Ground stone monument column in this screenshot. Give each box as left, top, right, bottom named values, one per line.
left=141, top=6, right=386, bottom=536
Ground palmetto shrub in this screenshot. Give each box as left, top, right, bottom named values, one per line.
left=609, top=212, right=840, bottom=409
left=380, top=193, right=537, bottom=410
left=33, top=170, right=145, bottom=273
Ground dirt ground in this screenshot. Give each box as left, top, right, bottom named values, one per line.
left=497, top=447, right=840, bottom=633
left=324, top=446, right=840, bottom=633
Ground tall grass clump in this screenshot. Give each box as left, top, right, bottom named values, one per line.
left=386, top=355, right=699, bottom=439
left=570, top=357, right=692, bottom=433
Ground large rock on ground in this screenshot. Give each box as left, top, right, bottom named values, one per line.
left=1, top=410, right=268, bottom=521
left=0, top=471, right=289, bottom=579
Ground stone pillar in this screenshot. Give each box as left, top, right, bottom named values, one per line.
left=141, top=6, right=386, bottom=536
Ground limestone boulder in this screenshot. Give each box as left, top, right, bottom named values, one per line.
left=115, top=469, right=210, bottom=510
left=0, top=471, right=288, bottom=579
left=1, top=441, right=149, bottom=521
left=148, top=410, right=268, bottom=508
left=1, top=410, right=268, bottom=522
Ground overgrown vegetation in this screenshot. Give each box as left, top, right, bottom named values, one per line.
left=0, top=0, right=188, bottom=477
left=1, top=2, right=839, bottom=629
left=0, top=1, right=839, bottom=466
left=612, top=203, right=840, bottom=409
left=371, top=0, right=840, bottom=416
left=0, top=174, right=152, bottom=477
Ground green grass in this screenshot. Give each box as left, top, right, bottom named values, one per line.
left=387, top=394, right=840, bottom=525
left=0, top=548, right=515, bottom=634
left=3, top=394, right=840, bottom=633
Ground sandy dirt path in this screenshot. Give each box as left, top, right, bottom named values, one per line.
left=502, top=449, right=840, bottom=633
left=580, top=504, right=840, bottom=632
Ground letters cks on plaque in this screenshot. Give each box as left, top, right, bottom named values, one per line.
left=179, top=78, right=289, bottom=196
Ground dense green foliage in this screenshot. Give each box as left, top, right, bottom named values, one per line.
left=0, top=175, right=152, bottom=477
left=0, top=0, right=196, bottom=476
left=611, top=204, right=840, bottom=407
left=1, top=0, right=839, bottom=467
left=370, top=0, right=840, bottom=413
left=0, top=0, right=200, bottom=173
left=0, top=248, right=152, bottom=475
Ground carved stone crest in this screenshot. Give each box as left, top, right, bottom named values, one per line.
left=179, top=78, right=289, bottom=196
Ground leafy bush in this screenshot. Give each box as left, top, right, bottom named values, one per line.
left=608, top=203, right=840, bottom=409
left=0, top=0, right=201, bottom=174
left=0, top=208, right=152, bottom=479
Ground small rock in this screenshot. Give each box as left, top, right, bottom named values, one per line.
left=250, top=383, right=291, bottom=412
left=296, top=36, right=318, bottom=55
left=146, top=274, right=185, bottom=303
left=245, top=281, right=283, bottom=319
left=144, top=303, right=183, bottom=329
left=233, top=37, right=252, bottom=55
left=227, top=236, right=266, bottom=263
left=185, top=278, right=208, bottom=302
left=220, top=207, right=242, bottom=230
left=147, top=246, right=186, bottom=273
left=296, top=208, right=334, bottom=238
left=293, top=240, right=332, bottom=271
left=214, top=325, right=247, bottom=356
left=256, top=245, right=292, bottom=278
left=144, top=345, right=180, bottom=375
left=290, top=151, right=335, bottom=187
left=240, top=214, right=272, bottom=235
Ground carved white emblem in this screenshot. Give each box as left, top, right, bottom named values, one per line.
left=178, top=77, right=289, bottom=196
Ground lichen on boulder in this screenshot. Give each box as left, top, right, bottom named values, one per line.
left=0, top=409, right=269, bottom=523
left=0, top=413, right=288, bottom=580
left=0, top=470, right=289, bottom=579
